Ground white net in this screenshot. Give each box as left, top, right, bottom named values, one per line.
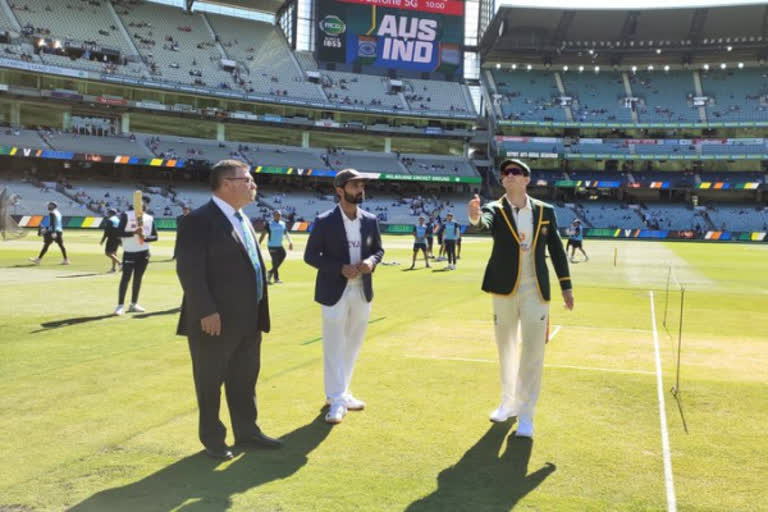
left=0, top=187, right=26, bottom=241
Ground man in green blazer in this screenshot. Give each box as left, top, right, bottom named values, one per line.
left=468, top=158, right=574, bottom=438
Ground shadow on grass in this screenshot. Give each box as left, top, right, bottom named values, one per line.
left=56, top=273, right=103, bottom=279
left=132, top=307, right=181, bottom=319
left=67, top=414, right=332, bottom=512
left=406, top=423, right=556, bottom=511
left=32, top=314, right=115, bottom=333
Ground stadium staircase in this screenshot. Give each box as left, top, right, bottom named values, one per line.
left=554, top=72, right=574, bottom=122
left=107, top=1, right=143, bottom=62
left=621, top=72, right=640, bottom=123
left=0, top=0, right=21, bottom=32
left=201, top=13, right=229, bottom=60
left=37, top=131, right=55, bottom=150
left=692, top=71, right=709, bottom=123
left=461, top=83, right=477, bottom=114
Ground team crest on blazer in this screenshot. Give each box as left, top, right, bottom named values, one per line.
left=541, top=226, right=549, bottom=235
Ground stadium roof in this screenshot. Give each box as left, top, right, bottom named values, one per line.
left=186, top=0, right=284, bottom=14
left=480, top=2, right=768, bottom=65
left=497, top=0, right=768, bottom=10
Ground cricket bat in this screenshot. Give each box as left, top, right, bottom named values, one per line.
left=133, top=190, right=144, bottom=243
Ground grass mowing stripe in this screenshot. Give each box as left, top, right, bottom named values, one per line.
left=649, top=290, right=677, bottom=512
left=404, top=354, right=657, bottom=375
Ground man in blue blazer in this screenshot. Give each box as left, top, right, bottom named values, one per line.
left=304, top=169, right=385, bottom=424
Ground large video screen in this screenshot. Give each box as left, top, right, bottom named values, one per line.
left=315, top=0, right=464, bottom=75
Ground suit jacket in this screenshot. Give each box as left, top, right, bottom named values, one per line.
left=304, top=205, right=385, bottom=306
left=472, top=195, right=572, bottom=302
left=176, top=200, right=270, bottom=337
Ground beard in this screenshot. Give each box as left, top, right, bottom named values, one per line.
left=344, top=191, right=364, bottom=204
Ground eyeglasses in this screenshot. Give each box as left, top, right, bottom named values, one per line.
left=225, top=177, right=256, bottom=185
left=501, top=167, right=526, bottom=177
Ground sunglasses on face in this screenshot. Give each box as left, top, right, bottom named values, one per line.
left=501, top=167, right=526, bottom=177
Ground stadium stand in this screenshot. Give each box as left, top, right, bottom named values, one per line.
left=399, top=154, right=478, bottom=178
left=403, top=78, right=474, bottom=114
left=144, top=134, right=246, bottom=162
left=577, top=201, right=646, bottom=229
left=701, top=69, right=768, bottom=122
left=247, top=145, right=327, bottom=169
left=563, top=72, right=633, bottom=123
left=705, top=204, right=768, bottom=232
left=294, top=51, right=319, bottom=71
left=640, top=204, right=711, bottom=231
left=11, top=0, right=134, bottom=54
left=493, top=70, right=567, bottom=121
left=324, top=148, right=406, bottom=173
left=552, top=203, right=581, bottom=227
left=116, top=1, right=235, bottom=89
left=630, top=71, right=699, bottom=123
left=205, top=13, right=324, bottom=100
left=44, top=133, right=154, bottom=157
left=1, top=128, right=48, bottom=149
left=322, top=71, right=405, bottom=110
left=0, top=178, right=92, bottom=216
left=0, top=2, right=19, bottom=32
left=698, top=171, right=766, bottom=184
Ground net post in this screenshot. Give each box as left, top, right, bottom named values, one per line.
left=674, top=287, right=685, bottom=396
left=662, top=265, right=672, bottom=329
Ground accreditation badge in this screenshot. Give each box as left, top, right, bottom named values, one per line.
left=541, top=226, right=549, bottom=236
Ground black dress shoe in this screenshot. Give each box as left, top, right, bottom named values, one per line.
left=204, top=445, right=234, bottom=460
left=237, top=431, right=283, bottom=449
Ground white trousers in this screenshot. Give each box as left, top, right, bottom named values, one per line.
left=492, top=283, right=550, bottom=418
left=322, top=282, right=371, bottom=405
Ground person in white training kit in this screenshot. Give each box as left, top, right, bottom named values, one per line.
left=114, top=196, right=158, bottom=315
left=468, top=159, right=574, bottom=438
left=304, top=169, right=384, bottom=424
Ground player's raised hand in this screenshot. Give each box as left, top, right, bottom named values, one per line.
left=468, top=194, right=482, bottom=221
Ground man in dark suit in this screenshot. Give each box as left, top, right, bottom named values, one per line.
left=468, top=158, right=574, bottom=439
left=172, top=205, right=190, bottom=261
left=304, top=169, right=385, bottom=425
left=176, top=159, right=281, bottom=460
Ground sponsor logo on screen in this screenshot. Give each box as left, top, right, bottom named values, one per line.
left=320, top=15, right=346, bottom=36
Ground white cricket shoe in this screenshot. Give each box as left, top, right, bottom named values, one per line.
left=325, top=403, right=346, bottom=424
left=60, top=259, right=70, bottom=265
left=515, top=415, right=534, bottom=438
left=128, top=303, right=145, bottom=313
left=324, top=395, right=366, bottom=411
left=113, top=305, right=125, bottom=316
left=29, top=257, right=41, bottom=265
left=489, top=405, right=517, bottom=423
left=343, top=395, right=366, bottom=411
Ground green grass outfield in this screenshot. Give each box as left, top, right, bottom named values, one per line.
left=1, top=231, right=766, bottom=511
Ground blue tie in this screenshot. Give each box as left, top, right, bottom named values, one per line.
left=234, top=211, right=263, bottom=302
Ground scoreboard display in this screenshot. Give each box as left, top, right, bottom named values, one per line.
left=315, top=0, right=464, bottom=75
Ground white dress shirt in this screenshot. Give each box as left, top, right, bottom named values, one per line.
left=212, top=195, right=248, bottom=246
left=508, top=195, right=534, bottom=251
left=341, top=205, right=363, bottom=283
